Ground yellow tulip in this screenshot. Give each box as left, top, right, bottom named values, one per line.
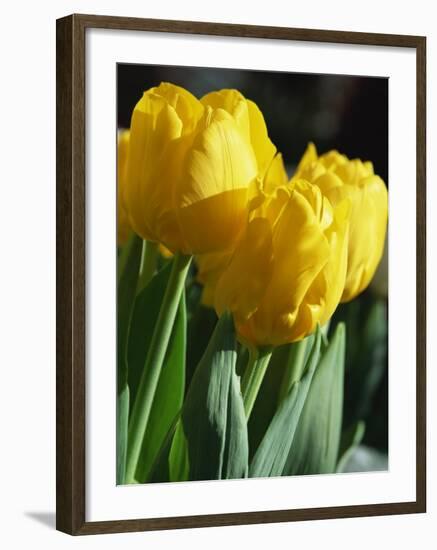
left=123, top=83, right=274, bottom=256
left=294, top=143, right=388, bottom=302
left=117, top=130, right=131, bottom=246
left=196, top=152, right=286, bottom=307
left=214, top=178, right=350, bottom=347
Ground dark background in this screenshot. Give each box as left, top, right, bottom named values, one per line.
left=117, top=63, right=389, bottom=459
left=117, top=63, right=388, bottom=182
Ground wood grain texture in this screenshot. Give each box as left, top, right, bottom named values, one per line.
left=415, top=36, right=427, bottom=514
left=72, top=13, right=423, bottom=47
left=56, top=14, right=86, bottom=535
left=56, top=13, right=427, bottom=536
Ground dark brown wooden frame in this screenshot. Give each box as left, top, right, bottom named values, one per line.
left=56, top=13, right=427, bottom=536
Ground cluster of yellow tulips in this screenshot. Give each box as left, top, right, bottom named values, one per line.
left=118, top=82, right=387, bottom=347
left=117, top=82, right=388, bottom=485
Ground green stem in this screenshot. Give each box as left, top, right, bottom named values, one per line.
left=321, top=319, right=331, bottom=343
left=125, top=252, right=192, bottom=483
left=278, top=338, right=309, bottom=403
left=241, top=347, right=272, bottom=419
left=137, top=240, right=159, bottom=293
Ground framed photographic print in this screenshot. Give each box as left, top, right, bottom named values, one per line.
left=56, top=14, right=426, bottom=535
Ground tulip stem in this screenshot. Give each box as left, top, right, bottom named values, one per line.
left=125, top=252, right=192, bottom=483
left=137, top=240, right=159, bottom=293
left=278, top=338, right=309, bottom=404
left=241, top=347, right=272, bottom=419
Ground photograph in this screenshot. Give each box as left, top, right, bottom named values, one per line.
left=115, top=63, right=389, bottom=486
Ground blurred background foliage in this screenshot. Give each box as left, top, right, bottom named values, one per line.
left=118, top=63, right=388, bottom=467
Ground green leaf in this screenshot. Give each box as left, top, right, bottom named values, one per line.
left=182, top=313, right=248, bottom=480
left=249, top=328, right=322, bottom=478
left=116, top=384, right=130, bottom=484
left=186, top=304, right=217, bottom=391
left=147, top=416, right=179, bottom=483
left=354, top=300, right=388, bottom=420
left=136, top=240, right=159, bottom=294
left=117, top=234, right=143, bottom=484
left=336, top=421, right=366, bottom=473
left=278, top=334, right=315, bottom=402
left=283, top=323, right=346, bottom=476
left=247, top=346, right=285, bottom=459
left=248, top=334, right=314, bottom=460
left=147, top=415, right=190, bottom=484
left=169, top=420, right=189, bottom=482
left=337, top=297, right=387, bottom=425
left=127, top=262, right=187, bottom=483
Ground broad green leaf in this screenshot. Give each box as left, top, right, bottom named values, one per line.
left=283, top=323, right=346, bottom=476
left=146, top=416, right=190, bottom=484
left=182, top=313, right=248, bottom=480
left=117, top=234, right=143, bottom=484
left=249, top=328, right=322, bottom=478
left=354, top=300, right=388, bottom=419
left=147, top=416, right=179, bottom=483
left=248, top=333, right=316, bottom=460
left=127, top=262, right=187, bottom=483
left=247, top=345, right=287, bottom=459
left=186, top=304, right=217, bottom=391
left=128, top=261, right=171, bottom=406
left=336, top=421, right=366, bottom=473
left=337, top=298, right=387, bottom=425
left=116, top=384, right=130, bottom=484
left=169, top=420, right=189, bottom=482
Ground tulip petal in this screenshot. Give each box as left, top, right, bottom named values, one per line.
left=175, top=110, right=257, bottom=253
left=295, top=142, right=318, bottom=173
left=202, top=90, right=277, bottom=179
left=246, top=99, right=277, bottom=178
left=268, top=187, right=331, bottom=314
left=153, top=82, right=204, bottom=135
left=125, top=93, right=184, bottom=241
left=117, top=130, right=132, bottom=245
left=196, top=249, right=233, bottom=306
left=245, top=187, right=331, bottom=346
left=263, top=153, right=289, bottom=195
left=201, top=89, right=251, bottom=143
left=179, top=109, right=256, bottom=205
left=215, top=217, right=274, bottom=321
left=304, top=198, right=350, bottom=325
left=341, top=176, right=388, bottom=301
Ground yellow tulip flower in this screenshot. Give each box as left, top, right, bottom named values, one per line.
left=117, top=129, right=131, bottom=246
left=214, top=178, right=350, bottom=347
left=294, top=143, right=388, bottom=302
left=196, top=152, right=286, bottom=307
left=123, top=83, right=275, bottom=256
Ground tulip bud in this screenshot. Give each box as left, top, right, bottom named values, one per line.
left=294, top=143, right=388, bottom=302
left=117, top=129, right=131, bottom=246
left=123, top=83, right=274, bottom=256
left=214, top=179, right=350, bottom=347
